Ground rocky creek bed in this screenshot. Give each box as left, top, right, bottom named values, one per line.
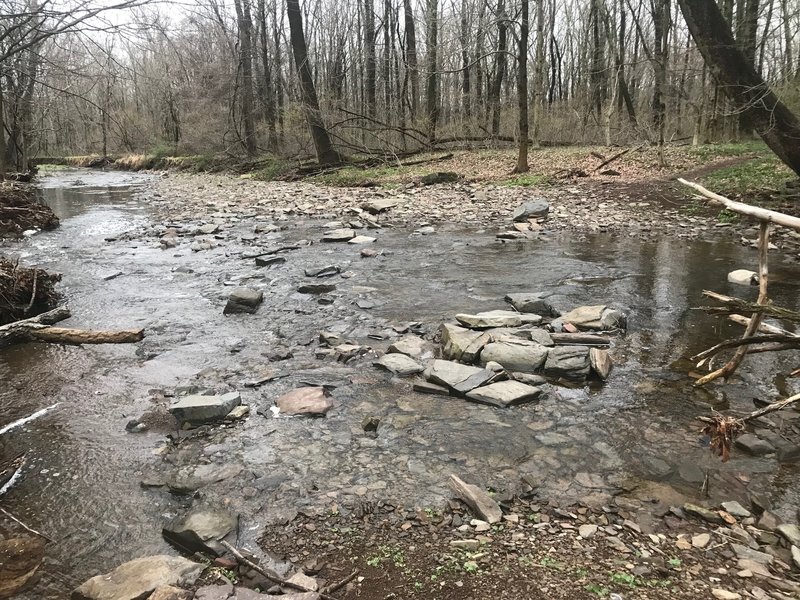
left=0, top=168, right=799, bottom=599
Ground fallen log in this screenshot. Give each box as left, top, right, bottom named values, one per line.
left=0, top=306, right=144, bottom=346
left=727, top=314, right=796, bottom=335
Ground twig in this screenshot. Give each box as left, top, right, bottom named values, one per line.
left=593, top=143, right=645, bottom=172
left=695, top=221, right=770, bottom=386
left=323, top=570, right=359, bottom=594
left=24, top=269, right=37, bottom=314
left=741, top=392, right=800, bottom=423
left=692, top=334, right=800, bottom=365
left=0, top=506, right=54, bottom=542
left=219, top=540, right=340, bottom=600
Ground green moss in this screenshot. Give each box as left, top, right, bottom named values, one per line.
left=700, top=156, right=794, bottom=197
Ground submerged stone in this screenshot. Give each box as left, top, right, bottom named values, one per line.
left=465, top=380, right=542, bottom=408
left=163, top=505, right=237, bottom=556
left=168, top=392, right=242, bottom=426
left=276, top=387, right=333, bottom=416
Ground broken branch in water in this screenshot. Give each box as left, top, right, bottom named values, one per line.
left=0, top=403, right=59, bottom=436
left=700, top=291, right=800, bottom=323
left=699, top=393, right=800, bottom=461
left=0, top=506, right=54, bottom=543
left=0, top=306, right=144, bottom=347
left=691, top=334, right=800, bottom=367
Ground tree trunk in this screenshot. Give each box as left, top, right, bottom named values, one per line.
left=233, top=0, right=257, bottom=156
left=286, top=0, right=340, bottom=164
left=515, top=0, right=529, bottom=172
left=424, top=0, right=438, bottom=143
left=677, top=0, right=800, bottom=176
left=651, top=0, right=669, bottom=165
left=257, top=0, right=278, bottom=150
left=781, top=0, right=793, bottom=79
left=531, top=0, right=544, bottom=146
left=403, top=0, right=419, bottom=120
left=489, top=0, right=508, bottom=136
left=0, top=83, right=6, bottom=181
left=460, top=0, right=471, bottom=120
left=363, top=0, right=377, bottom=118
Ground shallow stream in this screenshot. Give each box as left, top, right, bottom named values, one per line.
left=1, top=168, right=798, bottom=597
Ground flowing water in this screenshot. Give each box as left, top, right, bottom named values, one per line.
left=0, top=169, right=798, bottom=597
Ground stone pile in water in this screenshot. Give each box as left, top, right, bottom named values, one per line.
left=373, top=292, right=626, bottom=408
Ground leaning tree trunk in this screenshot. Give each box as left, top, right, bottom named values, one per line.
left=403, top=0, right=420, bottom=120
left=677, top=0, right=800, bottom=176
left=286, top=0, right=340, bottom=165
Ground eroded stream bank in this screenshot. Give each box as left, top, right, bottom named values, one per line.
left=0, top=168, right=798, bottom=598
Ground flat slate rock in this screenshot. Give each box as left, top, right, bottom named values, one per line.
left=544, top=345, right=591, bottom=380
left=224, top=288, right=263, bottom=314
left=321, top=228, right=355, bottom=242
left=424, top=359, right=495, bottom=394
left=255, top=256, right=286, bottom=267
left=465, top=380, right=542, bottom=407
left=504, top=292, right=558, bottom=316
left=361, top=198, right=403, bottom=214
left=387, top=336, right=428, bottom=359
left=168, top=392, right=242, bottom=425
left=72, top=555, right=203, bottom=600
left=439, top=324, right=490, bottom=363
left=560, top=305, right=626, bottom=331
left=348, top=235, right=376, bottom=244
left=412, top=380, right=450, bottom=396
left=374, top=353, right=424, bottom=377
left=276, top=387, right=333, bottom=416
left=298, top=283, right=336, bottom=294
left=479, top=340, right=549, bottom=374
left=455, top=310, right=541, bottom=329
left=735, top=433, right=776, bottom=456
left=163, top=505, right=237, bottom=556
left=589, top=347, right=613, bottom=380
left=304, top=265, right=340, bottom=277
left=449, top=475, right=502, bottom=524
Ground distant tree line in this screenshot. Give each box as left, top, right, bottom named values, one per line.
left=1, top=0, right=799, bottom=176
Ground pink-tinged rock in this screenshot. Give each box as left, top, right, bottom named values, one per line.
left=276, top=388, right=333, bottom=417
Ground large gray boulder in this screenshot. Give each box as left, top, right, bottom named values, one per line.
left=439, top=324, right=491, bottom=363
left=424, top=360, right=495, bottom=394
left=465, top=380, right=542, bottom=408
left=560, top=305, right=627, bottom=331
left=163, top=505, right=237, bottom=556
left=504, top=293, right=559, bottom=317
left=168, top=392, right=242, bottom=426
left=71, top=555, right=203, bottom=600
left=224, top=288, right=263, bottom=315
left=543, top=346, right=591, bottom=379
left=512, top=199, right=549, bottom=222
left=479, top=339, right=549, bottom=374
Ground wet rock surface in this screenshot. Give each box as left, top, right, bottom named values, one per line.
left=71, top=555, right=202, bottom=600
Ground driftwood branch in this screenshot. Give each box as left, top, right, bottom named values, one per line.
left=727, top=314, right=796, bottom=335
left=0, top=306, right=144, bottom=346
left=700, top=291, right=800, bottom=322
left=692, top=334, right=800, bottom=364
left=0, top=507, right=54, bottom=542
left=695, top=222, right=770, bottom=386
left=677, top=178, right=800, bottom=231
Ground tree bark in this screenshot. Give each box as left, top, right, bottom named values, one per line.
left=363, top=0, right=377, bottom=118
left=514, top=0, right=529, bottom=172
left=286, top=0, right=340, bottom=164
left=531, top=0, right=544, bottom=146
left=677, top=0, right=800, bottom=176
left=424, top=0, right=439, bottom=143
left=403, top=0, right=419, bottom=120
left=489, top=0, right=508, bottom=136
left=233, top=0, right=257, bottom=156
left=257, top=0, right=278, bottom=149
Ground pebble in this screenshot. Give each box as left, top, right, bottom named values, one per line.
left=711, top=590, right=741, bottom=600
